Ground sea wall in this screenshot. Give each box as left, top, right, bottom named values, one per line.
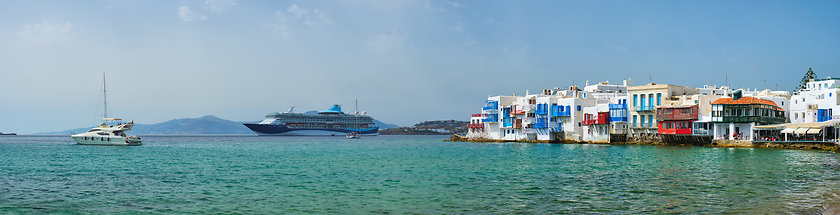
left=450, top=134, right=840, bottom=153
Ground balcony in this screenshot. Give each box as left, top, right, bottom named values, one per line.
left=511, top=110, right=526, bottom=115
left=467, top=123, right=484, bottom=129
left=635, top=105, right=655, bottom=112
left=581, top=118, right=609, bottom=126
left=535, top=109, right=548, bottom=115
left=609, top=103, right=627, bottom=110
left=552, top=109, right=571, bottom=117
left=610, top=117, right=627, bottom=122
left=471, top=113, right=487, bottom=118
left=658, top=113, right=698, bottom=121
left=482, top=105, right=496, bottom=111
left=657, top=106, right=698, bottom=121
left=534, top=122, right=549, bottom=128
left=714, top=116, right=785, bottom=124
left=582, top=112, right=610, bottom=125
left=630, top=123, right=656, bottom=128
left=483, top=114, right=498, bottom=123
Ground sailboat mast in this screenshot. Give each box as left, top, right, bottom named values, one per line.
left=103, top=72, right=108, bottom=118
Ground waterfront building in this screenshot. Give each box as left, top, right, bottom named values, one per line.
left=582, top=80, right=630, bottom=139
left=581, top=102, right=611, bottom=143
left=534, top=90, right=562, bottom=141
left=609, top=96, right=629, bottom=136
left=789, top=78, right=840, bottom=123
left=467, top=95, right=517, bottom=140
left=711, top=90, right=786, bottom=140
left=627, top=83, right=702, bottom=139
left=657, top=104, right=698, bottom=135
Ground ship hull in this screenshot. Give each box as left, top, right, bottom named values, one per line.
left=243, top=123, right=379, bottom=136
left=71, top=135, right=142, bottom=146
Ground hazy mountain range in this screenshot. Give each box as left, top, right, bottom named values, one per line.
left=38, top=115, right=399, bottom=135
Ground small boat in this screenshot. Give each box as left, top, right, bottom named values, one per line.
left=346, top=99, right=362, bottom=139
left=346, top=132, right=361, bottom=139
left=71, top=73, right=142, bottom=146
left=0, top=132, right=16, bottom=135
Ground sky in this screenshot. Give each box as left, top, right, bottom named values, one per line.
left=1, top=0, right=838, bottom=134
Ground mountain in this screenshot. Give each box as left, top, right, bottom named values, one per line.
left=38, top=115, right=399, bottom=135
left=132, top=115, right=253, bottom=135
left=38, top=115, right=252, bottom=135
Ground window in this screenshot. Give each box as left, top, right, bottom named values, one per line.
left=648, top=115, right=653, bottom=127
left=649, top=94, right=654, bottom=107
left=657, top=93, right=662, bottom=106
left=633, top=115, right=637, bottom=126
left=640, top=115, right=645, bottom=127
left=634, top=94, right=638, bottom=106
left=641, top=95, right=646, bottom=108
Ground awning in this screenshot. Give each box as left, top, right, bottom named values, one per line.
left=806, top=128, right=822, bottom=134
left=794, top=128, right=810, bottom=134
left=754, top=123, right=791, bottom=130
left=781, top=128, right=796, bottom=134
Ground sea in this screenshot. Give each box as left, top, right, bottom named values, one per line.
left=1, top=135, right=839, bottom=214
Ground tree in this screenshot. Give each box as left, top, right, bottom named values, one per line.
left=796, top=68, right=817, bottom=92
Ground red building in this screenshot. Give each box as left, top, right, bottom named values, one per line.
left=657, top=104, right=699, bottom=135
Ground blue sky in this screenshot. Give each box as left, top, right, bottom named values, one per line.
left=1, top=0, right=838, bottom=134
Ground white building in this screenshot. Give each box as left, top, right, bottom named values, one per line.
left=790, top=78, right=840, bottom=123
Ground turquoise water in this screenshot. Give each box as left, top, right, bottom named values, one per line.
left=1, top=135, right=838, bottom=214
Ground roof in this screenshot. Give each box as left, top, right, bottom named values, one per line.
left=711, top=97, right=784, bottom=111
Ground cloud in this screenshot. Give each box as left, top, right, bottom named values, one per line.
left=448, top=1, right=467, bottom=8
left=179, top=6, right=207, bottom=22
left=288, top=4, right=307, bottom=19
left=367, top=31, right=407, bottom=53
left=17, top=21, right=74, bottom=45
left=286, top=4, right=334, bottom=26
left=449, top=21, right=465, bottom=32
left=466, top=37, right=477, bottom=45
left=265, top=11, right=290, bottom=38
left=424, top=0, right=447, bottom=12
left=204, top=0, right=237, bottom=13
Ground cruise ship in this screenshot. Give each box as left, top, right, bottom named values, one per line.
left=243, top=105, right=379, bottom=136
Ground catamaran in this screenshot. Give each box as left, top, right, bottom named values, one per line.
left=70, top=73, right=142, bottom=146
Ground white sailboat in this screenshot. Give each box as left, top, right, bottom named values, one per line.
left=71, top=73, right=142, bottom=146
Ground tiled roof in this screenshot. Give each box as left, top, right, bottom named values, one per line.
left=711, top=97, right=785, bottom=111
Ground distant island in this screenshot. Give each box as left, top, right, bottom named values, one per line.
left=379, top=120, right=468, bottom=135
left=37, top=115, right=402, bottom=135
